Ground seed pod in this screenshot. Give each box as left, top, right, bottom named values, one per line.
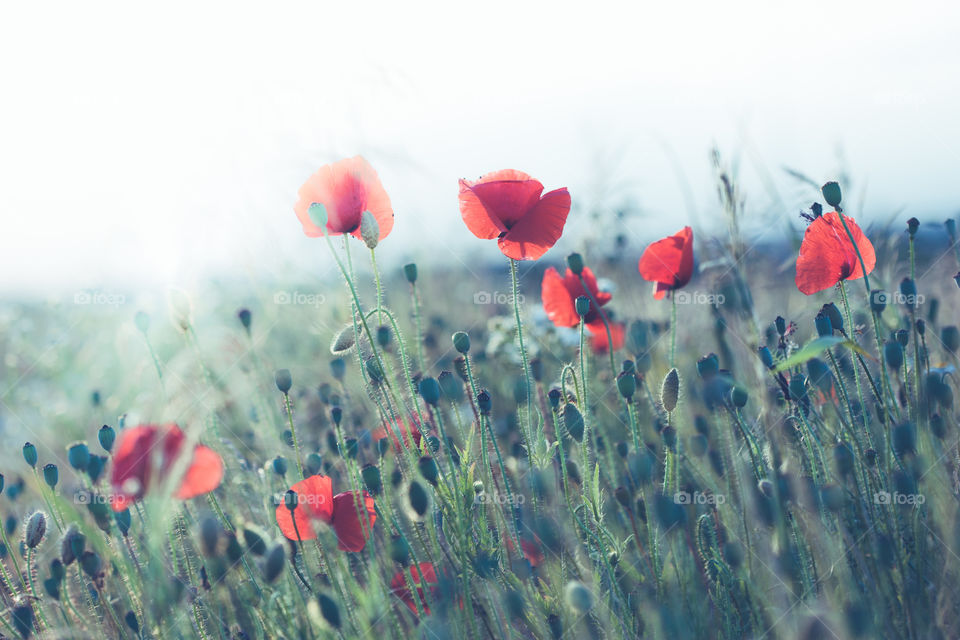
left=25, top=511, right=47, bottom=549
left=563, top=403, right=584, bottom=442
left=566, top=252, right=584, bottom=275
left=452, top=331, right=471, bottom=354
left=775, top=316, right=787, bottom=336
left=906, top=217, right=919, bottom=237
left=272, top=456, right=288, bottom=477
left=575, top=296, right=590, bottom=318
left=98, top=425, right=116, bottom=452
left=814, top=312, right=833, bottom=337
left=661, top=368, right=680, bottom=413
left=22, top=442, right=37, bottom=468
left=821, top=181, right=842, bottom=208
left=696, top=353, right=719, bottom=378
left=870, top=289, right=886, bottom=314
left=361, top=465, right=382, bottom=496
left=42, top=464, right=58, bottom=489
left=275, top=369, right=293, bottom=394
left=125, top=611, right=140, bottom=635
left=376, top=325, right=391, bottom=349
left=899, top=278, right=917, bottom=310
left=306, top=453, right=323, bottom=476
left=884, top=341, right=904, bottom=370
left=477, top=390, right=492, bottom=415
left=616, top=372, right=636, bottom=399
left=419, top=377, right=441, bottom=406
left=403, top=263, right=418, bottom=284
left=263, top=544, right=286, bottom=583
left=892, top=422, right=917, bottom=456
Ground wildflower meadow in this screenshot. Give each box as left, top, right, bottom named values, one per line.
left=2, top=157, right=960, bottom=640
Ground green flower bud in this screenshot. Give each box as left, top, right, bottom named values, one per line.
left=359, top=211, right=379, bottom=249
left=275, top=369, right=293, bottom=394
left=22, top=442, right=37, bottom=468
left=308, top=203, right=328, bottom=228
left=821, top=181, right=842, bottom=208
left=419, top=377, right=441, bottom=406
left=42, top=464, right=58, bottom=489
left=563, top=403, right=584, bottom=442
left=616, top=372, right=636, bottom=399
left=317, top=593, right=342, bottom=629
left=98, top=425, right=115, bottom=452
left=26, top=511, right=47, bottom=548
left=566, top=253, right=584, bottom=275
left=67, top=442, right=90, bottom=471
left=661, top=368, right=680, bottom=413
left=361, top=465, right=382, bottom=496
left=575, top=296, right=590, bottom=318
left=330, top=325, right=356, bottom=355
left=403, top=263, right=418, bottom=284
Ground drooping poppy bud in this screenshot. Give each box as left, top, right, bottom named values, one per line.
left=892, top=422, right=917, bottom=456
left=563, top=403, right=584, bottom=442
left=821, top=303, right=843, bottom=333
left=330, top=326, right=356, bottom=355
left=365, top=357, right=384, bottom=384
left=61, top=527, right=85, bottom=566
left=317, top=593, right=342, bottom=630
left=26, top=511, right=47, bottom=548
left=376, top=325, right=391, bottom=349
left=360, top=211, right=380, bottom=249
left=115, top=509, right=131, bottom=537
left=661, top=368, right=680, bottom=413
left=438, top=371, right=462, bottom=402
left=361, top=465, right=382, bottom=496
left=941, top=326, right=960, bottom=353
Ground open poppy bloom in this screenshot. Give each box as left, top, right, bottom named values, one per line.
left=109, top=424, right=223, bottom=512
left=638, top=226, right=694, bottom=299
left=505, top=535, right=546, bottom=568
left=275, top=474, right=376, bottom=552
left=390, top=562, right=440, bottom=616
left=795, top=211, right=876, bottom=295
left=294, top=156, right=394, bottom=242
left=541, top=266, right=624, bottom=353
left=372, top=418, right=423, bottom=453
left=459, top=169, right=571, bottom=261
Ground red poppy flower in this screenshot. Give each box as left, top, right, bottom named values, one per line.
left=587, top=321, right=625, bottom=354
left=638, top=226, right=694, bottom=299
left=795, top=211, right=876, bottom=295
left=459, top=169, right=571, bottom=261
left=294, top=156, right=394, bottom=241
left=390, top=562, right=440, bottom=615
left=109, top=424, right=223, bottom=512
left=541, top=266, right=612, bottom=328
left=505, top=536, right=546, bottom=568
left=372, top=418, right=423, bottom=453
left=275, top=475, right=377, bottom=551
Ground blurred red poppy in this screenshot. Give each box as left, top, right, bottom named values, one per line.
left=390, top=562, right=440, bottom=615
left=541, top=266, right=612, bottom=328
left=459, top=169, right=571, bottom=261
left=294, top=156, right=394, bottom=242
left=505, top=535, right=546, bottom=568
left=275, top=475, right=377, bottom=551
left=638, top=226, right=694, bottom=299
left=372, top=418, right=423, bottom=453
left=795, top=211, right=876, bottom=295
left=109, top=424, right=223, bottom=512
left=587, top=321, right=625, bottom=354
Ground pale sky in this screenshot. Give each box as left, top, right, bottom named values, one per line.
left=2, top=1, right=959, bottom=295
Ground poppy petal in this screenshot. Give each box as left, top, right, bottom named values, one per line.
left=497, top=187, right=571, bottom=261
left=390, top=562, right=438, bottom=615
left=110, top=425, right=159, bottom=510
left=331, top=491, right=377, bottom=552
left=542, top=267, right=579, bottom=328
left=587, top=320, right=625, bottom=353
left=638, top=226, right=694, bottom=291
left=275, top=475, right=334, bottom=541
left=174, top=445, right=224, bottom=500
left=795, top=212, right=875, bottom=295
left=294, top=156, right=392, bottom=239
left=459, top=169, right=544, bottom=239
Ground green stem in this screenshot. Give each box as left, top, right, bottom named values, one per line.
left=282, top=392, right=305, bottom=480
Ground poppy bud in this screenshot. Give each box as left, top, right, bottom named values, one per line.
left=477, top=389, right=492, bottom=415
left=403, top=263, right=418, bottom=284
left=134, top=310, right=150, bottom=333
left=199, top=516, right=220, bottom=556
left=61, top=527, right=85, bottom=566
left=821, top=303, right=843, bottom=332
left=895, top=330, right=909, bottom=348
left=566, top=252, right=584, bottom=275
left=22, top=442, right=37, bottom=468
left=376, top=325, right=391, bottom=349
left=419, top=377, right=441, bottom=406
left=272, top=456, right=288, bottom=477
left=408, top=481, right=429, bottom=517
left=564, top=581, right=594, bottom=614
left=359, top=211, right=380, bottom=249
left=809, top=202, right=823, bottom=218
left=661, top=368, right=680, bottom=413
left=529, top=357, right=544, bottom=383
left=821, top=181, right=842, bottom=208
left=389, top=535, right=410, bottom=564
left=86, top=455, right=106, bottom=484
left=365, top=357, right=384, bottom=384
left=543, top=388, right=559, bottom=411
left=452, top=331, right=471, bottom=354
left=302, top=453, right=321, bottom=477
left=342, top=438, right=358, bottom=459
left=899, top=278, right=917, bottom=310
left=696, top=353, right=719, bottom=378
left=906, top=217, right=919, bottom=237
left=575, top=296, right=590, bottom=318
left=237, top=308, right=252, bottom=335
left=621, top=360, right=635, bottom=374
left=263, top=544, right=286, bottom=583
left=892, top=422, right=917, bottom=456
left=317, top=593, right=342, bottom=629
left=327, top=359, right=346, bottom=383
left=330, top=326, right=356, bottom=355
left=359, top=464, right=381, bottom=496
left=242, top=527, right=267, bottom=556
left=275, top=369, right=293, bottom=394
left=833, top=442, right=854, bottom=477
left=758, top=346, right=774, bottom=369
left=814, top=312, right=833, bottom=337
left=870, top=290, right=886, bottom=314
left=98, top=425, right=115, bottom=452
left=307, top=202, right=328, bottom=228
left=12, top=604, right=34, bottom=639
left=418, top=456, right=439, bottom=486
left=66, top=442, right=90, bottom=472
left=942, top=327, right=960, bottom=353
left=616, top=372, right=636, bottom=399
left=563, top=403, right=584, bottom=442
left=730, top=386, right=748, bottom=408
left=775, top=316, right=787, bottom=336
left=42, top=464, right=58, bottom=489
left=125, top=611, right=140, bottom=636
left=661, top=425, right=677, bottom=450
left=115, top=509, right=131, bottom=536
left=26, top=511, right=47, bottom=549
